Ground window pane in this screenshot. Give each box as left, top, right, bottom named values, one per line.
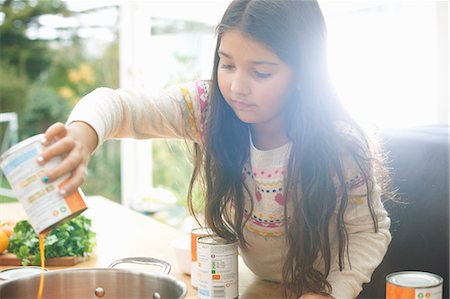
left=323, top=1, right=446, bottom=130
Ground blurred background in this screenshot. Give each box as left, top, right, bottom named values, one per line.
left=0, top=0, right=448, bottom=230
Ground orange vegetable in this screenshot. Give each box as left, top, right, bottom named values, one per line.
left=0, top=230, right=9, bottom=253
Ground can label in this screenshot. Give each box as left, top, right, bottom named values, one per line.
left=197, top=236, right=238, bottom=299
left=414, top=287, right=443, bottom=298
left=0, top=134, right=87, bottom=234
left=386, top=271, right=443, bottom=299
left=191, top=227, right=214, bottom=288
left=386, top=284, right=443, bottom=298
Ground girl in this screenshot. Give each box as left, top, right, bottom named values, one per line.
left=38, top=1, right=391, bottom=298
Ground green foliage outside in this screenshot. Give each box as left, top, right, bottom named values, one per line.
left=0, top=0, right=71, bottom=81
left=0, top=62, right=28, bottom=114
left=0, top=177, right=13, bottom=203
left=0, top=0, right=121, bottom=202
left=150, top=28, right=213, bottom=215
left=152, top=139, right=203, bottom=212
left=0, top=0, right=210, bottom=213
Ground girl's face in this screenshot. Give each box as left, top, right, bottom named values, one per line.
left=217, top=30, right=294, bottom=130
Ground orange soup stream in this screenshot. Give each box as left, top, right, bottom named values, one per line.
left=37, top=231, right=48, bottom=299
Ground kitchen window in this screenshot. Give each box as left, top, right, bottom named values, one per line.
left=119, top=1, right=447, bottom=225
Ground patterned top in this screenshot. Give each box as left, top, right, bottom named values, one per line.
left=67, top=81, right=391, bottom=299
left=242, top=141, right=290, bottom=239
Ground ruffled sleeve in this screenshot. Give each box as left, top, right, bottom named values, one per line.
left=66, top=80, right=209, bottom=148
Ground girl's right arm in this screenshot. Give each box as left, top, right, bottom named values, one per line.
left=38, top=81, right=208, bottom=197
left=66, top=82, right=207, bottom=146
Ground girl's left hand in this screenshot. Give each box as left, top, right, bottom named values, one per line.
left=299, top=293, right=335, bottom=299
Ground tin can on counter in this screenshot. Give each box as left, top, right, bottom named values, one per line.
left=0, top=134, right=87, bottom=234
left=386, top=271, right=443, bottom=299
left=191, top=227, right=214, bottom=288
left=197, top=235, right=238, bottom=299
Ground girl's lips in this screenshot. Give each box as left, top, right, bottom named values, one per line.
left=231, top=99, right=256, bottom=110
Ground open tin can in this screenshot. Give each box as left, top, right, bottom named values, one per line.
left=386, top=271, right=443, bottom=299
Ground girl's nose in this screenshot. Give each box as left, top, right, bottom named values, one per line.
left=230, top=73, right=250, bottom=96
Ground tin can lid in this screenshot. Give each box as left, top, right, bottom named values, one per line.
left=386, top=271, right=443, bottom=288
left=191, top=227, right=214, bottom=236
left=0, top=266, right=47, bottom=281
left=198, top=235, right=237, bottom=245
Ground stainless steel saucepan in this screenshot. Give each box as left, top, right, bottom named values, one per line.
left=0, top=257, right=187, bottom=299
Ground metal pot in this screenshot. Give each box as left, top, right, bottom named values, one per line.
left=0, top=257, right=187, bottom=299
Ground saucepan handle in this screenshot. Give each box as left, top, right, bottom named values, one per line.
left=108, top=257, right=171, bottom=275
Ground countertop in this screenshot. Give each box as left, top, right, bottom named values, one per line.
left=0, top=196, right=283, bottom=298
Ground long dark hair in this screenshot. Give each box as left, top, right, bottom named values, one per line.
left=188, top=0, right=382, bottom=297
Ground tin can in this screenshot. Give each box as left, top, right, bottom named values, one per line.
left=0, top=134, right=87, bottom=234
left=191, top=227, right=214, bottom=288
left=386, top=271, right=443, bottom=299
left=197, top=235, right=238, bottom=299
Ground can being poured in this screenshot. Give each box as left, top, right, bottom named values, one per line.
left=386, top=271, right=443, bottom=299
left=0, top=134, right=87, bottom=234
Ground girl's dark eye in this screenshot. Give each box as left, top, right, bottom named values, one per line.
left=254, top=71, right=272, bottom=79
left=220, top=63, right=234, bottom=70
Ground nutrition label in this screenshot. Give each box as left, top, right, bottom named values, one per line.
left=197, top=238, right=238, bottom=299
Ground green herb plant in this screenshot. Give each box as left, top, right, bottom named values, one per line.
left=8, top=215, right=96, bottom=266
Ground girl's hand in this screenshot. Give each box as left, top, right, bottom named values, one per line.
left=299, top=293, right=335, bottom=299
left=37, top=122, right=98, bottom=196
